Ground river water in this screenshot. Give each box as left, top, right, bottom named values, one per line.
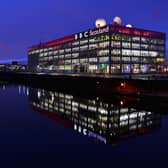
left=0, top=83, right=168, bottom=167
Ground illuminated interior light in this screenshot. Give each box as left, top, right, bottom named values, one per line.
left=37, top=90, right=41, bottom=98
left=2, top=85, right=6, bottom=91
left=120, top=100, right=124, bottom=106
left=78, top=126, right=82, bottom=133
left=18, top=86, right=21, bottom=95
left=26, top=88, right=29, bottom=96
left=120, top=82, right=125, bottom=87
left=120, top=114, right=128, bottom=120
left=83, top=129, right=87, bottom=136
left=74, top=124, right=77, bottom=130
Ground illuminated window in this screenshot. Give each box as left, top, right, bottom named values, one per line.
left=88, top=106, right=97, bottom=112
left=132, top=36, right=140, bottom=42
left=141, top=37, right=149, bottom=43
left=65, top=54, right=71, bottom=58
left=72, top=47, right=79, bottom=51
left=65, top=99, right=72, bottom=104
left=120, top=120, right=128, bottom=126
left=97, top=50, right=109, bottom=56
left=122, top=35, right=131, bottom=41
left=79, top=103, right=87, bottom=109
left=122, top=57, right=130, bottom=61
left=112, top=34, right=131, bottom=41
left=49, top=51, right=53, bottom=56
left=44, top=53, right=48, bottom=56
left=119, top=49, right=141, bottom=57
left=72, top=41, right=79, bottom=46
left=89, top=38, right=95, bottom=43
left=141, top=44, right=148, bottom=50
left=142, top=58, right=148, bottom=63
left=122, top=49, right=132, bottom=56
left=72, top=59, right=79, bottom=64
left=65, top=105, right=71, bottom=110
left=111, top=49, right=121, bottom=55
left=72, top=53, right=79, bottom=58
left=53, top=50, right=58, bottom=55
left=80, top=39, right=88, bottom=45
left=88, top=65, right=97, bottom=71
left=48, top=47, right=53, bottom=51
left=111, top=41, right=120, bottom=48
left=132, top=50, right=140, bottom=56
left=65, top=60, right=71, bottom=64
left=112, top=34, right=121, bottom=41
left=141, top=51, right=148, bottom=56
left=65, top=48, right=71, bottom=53
left=132, top=57, right=140, bottom=62
left=132, top=43, right=140, bottom=49
left=111, top=64, right=120, bottom=73
left=59, top=55, right=64, bottom=58
left=34, top=49, right=40, bottom=53
left=120, top=114, right=129, bottom=121
left=99, top=41, right=109, bottom=48
left=59, top=49, right=64, bottom=54
left=94, top=35, right=110, bottom=42
left=89, top=44, right=97, bottom=50
left=148, top=51, right=158, bottom=57
left=122, top=42, right=131, bottom=48
left=65, top=94, right=73, bottom=99
left=80, top=58, right=88, bottom=63
left=80, top=45, right=88, bottom=51
left=39, top=53, right=44, bottom=57
left=99, top=57, right=109, bottom=63
left=60, top=108, right=64, bottom=113
left=72, top=102, right=78, bottom=107
left=111, top=57, right=120, bottom=62
left=89, top=58, right=97, bottom=63
left=54, top=55, right=59, bottom=59
left=150, top=39, right=158, bottom=44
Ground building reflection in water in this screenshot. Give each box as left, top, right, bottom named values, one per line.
left=28, top=87, right=161, bottom=144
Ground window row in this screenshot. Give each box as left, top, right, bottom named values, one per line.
left=111, top=41, right=165, bottom=50
left=112, top=49, right=163, bottom=57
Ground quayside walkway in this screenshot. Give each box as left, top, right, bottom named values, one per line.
left=20, top=72, right=168, bottom=80
left=1, top=71, right=168, bottom=99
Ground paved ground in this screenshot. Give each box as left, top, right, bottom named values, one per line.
left=20, top=72, right=168, bottom=80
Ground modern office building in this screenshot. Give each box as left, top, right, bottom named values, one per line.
left=29, top=87, right=160, bottom=144
left=28, top=18, right=166, bottom=74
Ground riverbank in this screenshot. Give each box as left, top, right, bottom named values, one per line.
left=0, top=71, right=168, bottom=98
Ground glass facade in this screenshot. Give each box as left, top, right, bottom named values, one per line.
left=28, top=25, right=166, bottom=74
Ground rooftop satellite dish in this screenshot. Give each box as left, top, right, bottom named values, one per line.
left=95, top=18, right=106, bottom=28
left=126, top=24, right=133, bottom=28
left=113, top=16, right=122, bottom=26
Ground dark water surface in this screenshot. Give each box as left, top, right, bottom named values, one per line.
left=0, top=84, right=168, bottom=167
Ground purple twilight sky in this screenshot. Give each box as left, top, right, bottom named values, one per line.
left=0, top=0, right=167, bottom=64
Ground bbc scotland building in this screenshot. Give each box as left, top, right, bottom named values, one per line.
left=28, top=18, right=166, bottom=74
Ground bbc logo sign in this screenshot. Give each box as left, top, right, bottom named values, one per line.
left=75, top=31, right=89, bottom=40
